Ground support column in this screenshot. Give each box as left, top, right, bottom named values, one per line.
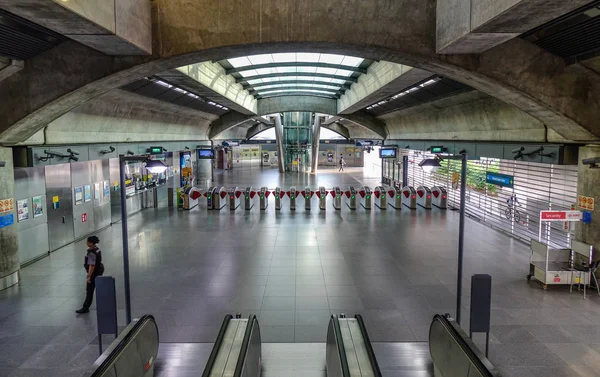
left=273, top=114, right=286, bottom=173
left=0, top=147, right=19, bottom=290
left=576, top=145, right=600, bottom=252
left=311, top=115, right=322, bottom=174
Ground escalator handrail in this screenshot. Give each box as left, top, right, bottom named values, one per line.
left=91, top=314, right=157, bottom=377
left=355, top=315, right=383, bottom=377
left=202, top=314, right=234, bottom=377
left=431, top=314, right=496, bottom=377
left=331, top=314, right=351, bottom=377
left=233, top=314, right=256, bottom=377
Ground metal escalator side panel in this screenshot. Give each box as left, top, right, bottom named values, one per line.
left=209, top=319, right=242, bottom=377
left=345, top=319, right=376, bottom=377
left=203, top=315, right=234, bottom=377
left=89, top=315, right=159, bottom=377
left=338, top=319, right=363, bottom=377
left=234, top=315, right=262, bottom=377
left=223, top=319, right=248, bottom=377
left=354, top=315, right=383, bottom=377
left=429, top=315, right=499, bottom=377
left=326, top=315, right=351, bottom=377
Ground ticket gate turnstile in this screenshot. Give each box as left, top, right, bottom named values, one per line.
left=360, top=186, right=372, bottom=210
left=416, top=186, right=432, bottom=209
left=205, top=186, right=216, bottom=210
left=388, top=187, right=402, bottom=210
left=374, top=186, right=387, bottom=210
left=288, top=186, right=297, bottom=210
left=302, top=186, right=313, bottom=210
left=229, top=187, right=240, bottom=210
left=244, top=187, right=255, bottom=210
left=332, top=187, right=342, bottom=210
left=346, top=186, right=357, bottom=210
left=317, top=186, right=327, bottom=210
left=401, top=186, right=417, bottom=210
left=183, top=187, right=202, bottom=210
left=214, top=187, right=227, bottom=210
left=259, top=187, right=269, bottom=210
left=431, top=186, right=448, bottom=209
left=274, top=187, right=282, bottom=210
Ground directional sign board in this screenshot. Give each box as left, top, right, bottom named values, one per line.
left=485, top=172, right=514, bottom=188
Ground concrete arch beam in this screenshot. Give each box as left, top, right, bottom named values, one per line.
left=1, top=0, right=599, bottom=144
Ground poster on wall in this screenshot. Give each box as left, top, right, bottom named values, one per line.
left=84, top=185, right=91, bottom=202
left=32, top=196, right=43, bottom=218
left=75, top=187, right=83, bottom=205
left=94, top=183, right=101, bottom=200
left=103, top=181, right=110, bottom=198
left=17, top=199, right=29, bottom=222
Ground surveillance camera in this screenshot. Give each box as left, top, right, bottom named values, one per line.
left=69, top=156, right=79, bottom=162
left=67, top=148, right=80, bottom=155
left=127, top=151, right=135, bottom=156
left=100, top=146, right=116, bottom=155
left=582, top=157, right=600, bottom=165
left=512, top=147, right=525, bottom=154
left=43, top=150, right=65, bottom=158
left=0, top=161, right=5, bottom=167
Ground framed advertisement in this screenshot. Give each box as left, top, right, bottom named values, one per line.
left=32, top=196, right=44, bottom=218
left=75, top=187, right=83, bottom=205
left=103, top=181, right=110, bottom=198
left=17, top=198, right=29, bottom=222
left=84, top=185, right=91, bottom=202
left=94, top=183, right=101, bottom=200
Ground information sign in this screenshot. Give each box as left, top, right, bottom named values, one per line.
left=578, top=195, right=595, bottom=211
left=485, top=172, right=514, bottom=188
left=539, top=210, right=582, bottom=221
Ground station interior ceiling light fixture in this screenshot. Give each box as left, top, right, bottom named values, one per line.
left=419, top=157, right=442, bottom=173
left=144, top=159, right=168, bottom=174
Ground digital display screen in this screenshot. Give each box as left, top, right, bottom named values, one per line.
left=379, top=148, right=397, bottom=159
left=198, top=149, right=215, bottom=159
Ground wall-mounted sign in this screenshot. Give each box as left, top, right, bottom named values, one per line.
left=84, top=185, right=91, bottom=202
left=485, top=172, right=514, bottom=188
left=75, top=187, right=83, bottom=205
left=33, top=196, right=43, bottom=218
left=539, top=210, right=582, bottom=221
left=17, top=198, right=28, bottom=222
left=0, top=198, right=14, bottom=213
left=82, top=213, right=87, bottom=223
left=94, top=183, right=101, bottom=200
left=430, top=146, right=445, bottom=154
left=149, top=146, right=164, bottom=155
left=0, top=213, right=14, bottom=229
left=104, top=181, right=110, bottom=197
left=578, top=195, right=595, bottom=211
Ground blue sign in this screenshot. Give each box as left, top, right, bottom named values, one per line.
left=485, top=172, right=514, bottom=188
left=0, top=213, right=14, bottom=229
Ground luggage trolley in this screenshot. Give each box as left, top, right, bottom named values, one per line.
left=302, top=186, right=313, bottom=211
left=332, top=187, right=342, bottom=210
left=346, top=186, right=357, bottom=210
left=274, top=187, right=282, bottom=210
left=287, top=186, right=297, bottom=211
left=213, top=187, right=227, bottom=210
left=401, top=186, right=417, bottom=209
left=374, top=186, right=387, bottom=210
left=205, top=187, right=216, bottom=210
left=259, top=187, right=268, bottom=210
left=244, top=187, right=255, bottom=210
left=317, top=186, right=327, bottom=210
left=431, top=186, right=448, bottom=209
left=388, top=187, right=402, bottom=210
left=416, top=186, right=432, bottom=209
left=360, top=186, right=372, bottom=210
left=229, top=187, right=241, bottom=210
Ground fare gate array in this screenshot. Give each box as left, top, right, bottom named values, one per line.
left=194, top=185, right=448, bottom=211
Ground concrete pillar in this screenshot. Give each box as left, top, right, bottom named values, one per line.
left=576, top=145, right=600, bottom=252
left=311, top=115, right=322, bottom=174
left=0, top=147, right=19, bottom=290
left=273, top=114, right=286, bottom=173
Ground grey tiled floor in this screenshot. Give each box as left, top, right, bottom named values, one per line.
left=0, top=167, right=599, bottom=377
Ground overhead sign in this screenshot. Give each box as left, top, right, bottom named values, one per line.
left=539, top=210, right=582, bottom=221
left=149, top=146, right=164, bottom=155
left=578, top=195, right=595, bottom=211
left=485, top=172, right=514, bottom=188
left=430, top=146, right=445, bottom=154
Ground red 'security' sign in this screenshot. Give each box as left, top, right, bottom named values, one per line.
left=539, top=210, right=582, bottom=221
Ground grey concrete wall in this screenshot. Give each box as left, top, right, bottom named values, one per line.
left=575, top=145, right=600, bottom=253
left=0, top=147, right=19, bottom=284
left=257, top=96, right=337, bottom=116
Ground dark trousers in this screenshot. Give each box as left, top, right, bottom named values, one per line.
left=82, top=276, right=98, bottom=309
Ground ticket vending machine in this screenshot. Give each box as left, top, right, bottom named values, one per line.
left=374, top=186, right=387, bottom=210
left=360, top=186, right=372, bottom=210
left=346, top=186, right=357, bottom=210
left=401, top=186, right=417, bottom=209
left=228, top=187, right=241, bottom=210
left=205, top=187, right=216, bottom=210
left=302, top=186, right=313, bottom=211
left=416, top=186, right=432, bottom=209
left=259, top=187, right=269, bottom=210
left=317, top=186, right=327, bottom=210
left=274, top=187, right=282, bottom=210
left=287, top=186, right=297, bottom=211
left=388, top=187, right=402, bottom=210
left=244, top=187, right=255, bottom=210
left=431, top=186, right=448, bottom=209
left=332, top=187, right=342, bottom=210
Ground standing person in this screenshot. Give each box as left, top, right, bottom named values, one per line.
left=339, top=155, right=346, bottom=172
left=76, top=236, right=105, bottom=314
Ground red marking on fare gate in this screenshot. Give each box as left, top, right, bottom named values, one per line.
left=265, top=191, right=271, bottom=198
left=388, top=190, right=395, bottom=197
left=417, top=190, right=424, bottom=197
left=329, top=191, right=335, bottom=197
left=345, top=191, right=351, bottom=198
left=82, top=213, right=87, bottom=223
left=316, top=192, right=321, bottom=198
left=190, top=191, right=202, bottom=200
left=286, top=191, right=291, bottom=198
left=220, top=191, right=227, bottom=199
left=554, top=275, right=561, bottom=283
left=374, top=191, right=380, bottom=198
left=301, top=191, right=306, bottom=197
left=235, top=191, right=242, bottom=198
left=403, top=191, right=410, bottom=198
left=432, top=191, right=439, bottom=198
left=250, top=191, right=256, bottom=199
left=359, top=191, right=365, bottom=198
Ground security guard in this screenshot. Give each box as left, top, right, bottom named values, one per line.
left=76, top=236, right=105, bottom=314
